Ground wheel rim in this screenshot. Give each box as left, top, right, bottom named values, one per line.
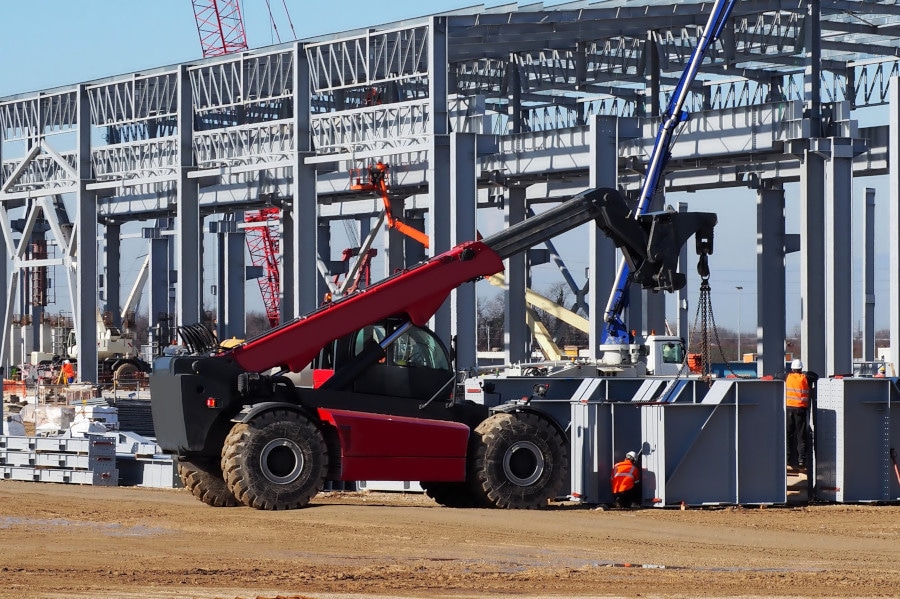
left=259, top=438, right=304, bottom=484
left=503, top=440, right=544, bottom=486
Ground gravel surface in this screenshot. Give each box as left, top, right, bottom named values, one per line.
left=2, top=481, right=899, bottom=598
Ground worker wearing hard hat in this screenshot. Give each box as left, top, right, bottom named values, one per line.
left=61, top=359, right=76, bottom=385
left=610, top=451, right=641, bottom=508
left=783, top=359, right=813, bottom=471
left=875, top=365, right=886, bottom=378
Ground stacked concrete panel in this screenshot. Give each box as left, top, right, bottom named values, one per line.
left=0, top=435, right=118, bottom=486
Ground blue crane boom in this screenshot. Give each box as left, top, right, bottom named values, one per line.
left=602, top=0, right=737, bottom=343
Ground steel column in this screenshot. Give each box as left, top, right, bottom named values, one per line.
left=104, top=223, right=121, bottom=329
left=175, top=65, right=201, bottom=327
left=294, top=41, right=318, bottom=318
left=588, top=116, right=619, bottom=358
left=429, top=17, right=451, bottom=344
left=76, top=84, right=98, bottom=383
left=450, top=132, right=478, bottom=370
left=223, top=230, right=246, bottom=339
left=800, top=149, right=827, bottom=376
left=863, top=188, right=875, bottom=361
left=148, top=236, right=170, bottom=350
left=677, top=202, right=689, bottom=339
left=826, top=139, right=854, bottom=375
left=505, top=186, right=527, bottom=364
left=890, top=78, right=900, bottom=374
left=757, top=185, right=786, bottom=376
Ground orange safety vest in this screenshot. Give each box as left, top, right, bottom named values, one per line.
left=610, top=459, right=639, bottom=493
left=785, top=371, right=810, bottom=408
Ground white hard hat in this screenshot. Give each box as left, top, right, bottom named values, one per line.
left=791, top=359, right=803, bottom=370
left=63, top=359, right=70, bottom=364
left=625, top=451, right=637, bottom=461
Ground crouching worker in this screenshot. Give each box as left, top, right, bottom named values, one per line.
left=611, top=451, right=641, bottom=508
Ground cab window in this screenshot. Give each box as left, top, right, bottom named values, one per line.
left=662, top=342, right=684, bottom=364
left=391, top=327, right=450, bottom=370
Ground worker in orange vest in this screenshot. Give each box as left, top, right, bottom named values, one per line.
left=784, top=359, right=811, bottom=470
left=610, top=451, right=641, bottom=508
left=60, top=359, right=76, bottom=385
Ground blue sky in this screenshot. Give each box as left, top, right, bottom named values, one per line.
left=0, top=1, right=893, bottom=337
left=0, top=1, right=505, bottom=97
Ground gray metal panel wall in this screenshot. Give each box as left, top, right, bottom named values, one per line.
left=816, top=378, right=900, bottom=502
left=570, top=399, right=642, bottom=504
left=642, top=380, right=785, bottom=507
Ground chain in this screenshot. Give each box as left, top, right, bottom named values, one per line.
left=688, top=273, right=751, bottom=382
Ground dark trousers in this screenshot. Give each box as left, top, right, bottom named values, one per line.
left=613, top=485, right=641, bottom=508
left=786, top=407, right=809, bottom=467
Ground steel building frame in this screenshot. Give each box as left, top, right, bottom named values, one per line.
left=3, top=0, right=900, bottom=383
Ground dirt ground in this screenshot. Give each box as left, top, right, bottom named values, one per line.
left=1, top=481, right=899, bottom=599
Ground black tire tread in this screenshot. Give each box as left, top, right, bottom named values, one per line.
left=221, top=409, right=328, bottom=510
left=470, top=411, right=567, bottom=510
left=177, top=458, right=240, bottom=507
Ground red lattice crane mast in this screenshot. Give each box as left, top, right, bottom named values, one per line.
left=191, top=0, right=249, bottom=58
left=244, top=208, right=281, bottom=328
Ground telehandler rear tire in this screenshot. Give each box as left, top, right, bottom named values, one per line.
left=177, top=458, right=240, bottom=507
left=222, top=409, right=328, bottom=510
left=469, top=411, right=567, bottom=509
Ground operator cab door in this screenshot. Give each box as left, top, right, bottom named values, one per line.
left=350, top=323, right=453, bottom=402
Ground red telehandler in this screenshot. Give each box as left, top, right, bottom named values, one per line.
left=150, top=187, right=716, bottom=510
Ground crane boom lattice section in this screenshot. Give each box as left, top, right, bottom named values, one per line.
left=192, top=0, right=249, bottom=58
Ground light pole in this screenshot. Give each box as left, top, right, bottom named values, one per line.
left=735, top=286, right=743, bottom=361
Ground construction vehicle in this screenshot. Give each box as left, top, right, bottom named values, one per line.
left=65, top=312, right=150, bottom=385
left=150, top=186, right=716, bottom=510
left=27, top=311, right=149, bottom=385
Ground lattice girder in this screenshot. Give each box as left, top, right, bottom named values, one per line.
left=0, top=92, right=78, bottom=142
left=306, top=25, right=430, bottom=93
left=87, top=73, right=178, bottom=128
left=190, top=50, right=294, bottom=118
left=310, top=99, right=430, bottom=157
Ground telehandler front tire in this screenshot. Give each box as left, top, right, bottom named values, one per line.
left=222, top=409, right=328, bottom=510
left=469, top=411, right=568, bottom=509
left=177, top=458, right=240, bottom=507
